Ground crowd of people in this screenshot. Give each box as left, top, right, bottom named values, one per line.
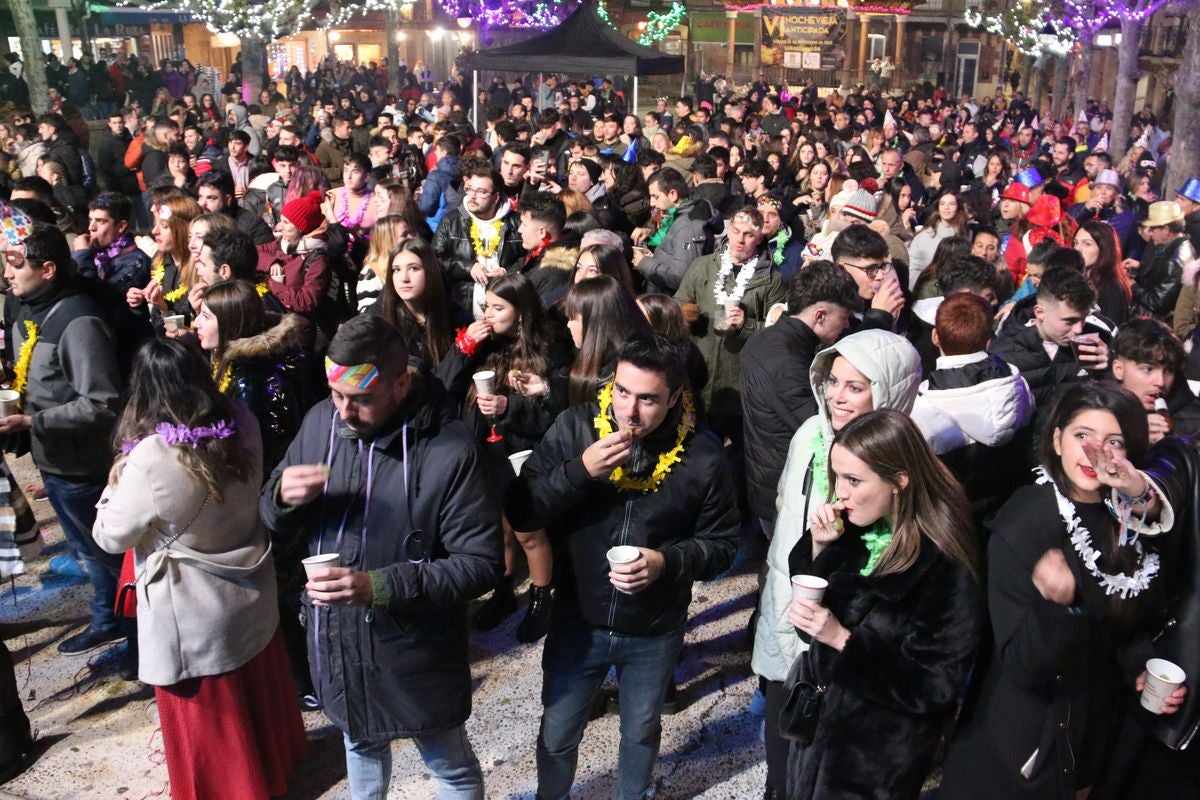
left=0, top=49, right=1199, bottom=800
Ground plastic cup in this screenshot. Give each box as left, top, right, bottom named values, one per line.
left=606, top=545, right=641, bottom=572
left=712, top=305, right=730, bottom=333
left=473, top=370, right=495, bottom=396
left=791, top=575, right=828, bottom=603
left=509, top=449, right=533, bottom=476
left=302, top=553, right=341, bottom=579
left=1069, top=334, right=1097, bottom=362
left=0, top=389, right=19, bottom=417
left=163, top=314, right=185, bottom=334
left=1141, top=658, right=1186, bottom=713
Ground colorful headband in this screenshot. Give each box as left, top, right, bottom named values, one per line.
left=756, top=197, right=783, bottom=211
left=325, top=357, right=380, bottom=389
left=731, top=210, right=764, bottom=227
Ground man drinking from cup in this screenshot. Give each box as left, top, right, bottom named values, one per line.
left=261, top=314, right=502, bottom=800
left=505, top=333, right=739, bottom=800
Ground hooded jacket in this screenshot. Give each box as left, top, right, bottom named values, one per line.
left=636, top=198, right=718, bottom=293
left=751, top=329, right=921, bottom=683
left=260, top=371, right=503, bottom=740
left=431, top=200, right=524, bottom=314
left=911, top=352, right=1034, bottom=456
left=504, top=396, right=740, bottom=637
left=226, top=104, right=262, bottom=157
left=418, top=155, right=461, bottom=230
left=222, top=313, right=319, bottom=474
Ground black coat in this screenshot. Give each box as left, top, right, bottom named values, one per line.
left=739, top=316, right=823, bottom=523
left=989, top=296, right=1113, bottom=428
left=431, top=205, right=524, bottom=315
left=1132, top=236, right=1194, bottom=322
left=259, top=375, right=504, bottom=740
left=941, top=483, right=1160, bottom=799
left=1140, top=437, right=1200, bottom=750
left=785, top=529, right=983, bottom=799
left=505, top=400, right=739, bottom=636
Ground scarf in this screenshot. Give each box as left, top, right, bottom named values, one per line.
left=769, top=230, right=789, bottom=266
left=94, top=232, right=133, bottom=282
left=647, top=204, right=679, bottom=249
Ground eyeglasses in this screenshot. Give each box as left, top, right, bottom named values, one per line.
left=464, top=187, right=497, bottom=197
left=838, top=260, right=893, bottom=279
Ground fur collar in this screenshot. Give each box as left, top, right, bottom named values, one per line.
left=223, top=313, right=307, bottom=362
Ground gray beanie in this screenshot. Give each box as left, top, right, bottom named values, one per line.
left=842, top=188, right=878, bottom=222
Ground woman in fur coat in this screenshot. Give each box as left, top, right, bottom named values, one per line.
left=783, top=410, right=983, bottom=799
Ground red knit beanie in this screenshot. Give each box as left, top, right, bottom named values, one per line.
left=282, top=190, right=324, bottom=234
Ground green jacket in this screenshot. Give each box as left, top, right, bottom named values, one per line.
left=675, top=250, right=785, bottom=421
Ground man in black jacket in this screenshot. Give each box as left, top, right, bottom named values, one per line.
left=96, top=110, right=138, bottom=197
left=433, top=159, right=524, bottom=316
left=261, top=314, right=502, bottom=800
left=36, top=113, right=84, bottom=188
left=507, top=333, right=739, bottom=800
left=740, top=261, right=858, bottom=536
left=990, top=266, right=1111, bottom=427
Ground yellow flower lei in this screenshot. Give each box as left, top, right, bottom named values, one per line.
left=593, top=381, right=695, bottom=493
left=150, top=260, right=189, bottom=305
left=469, top=217, right=503, bottom=260
left=212, top=361, right=233, bottom=394
left=10, top=321, right=37, bottom=402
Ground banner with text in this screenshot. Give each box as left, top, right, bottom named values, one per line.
left=760, top=9, right=847, bottom=68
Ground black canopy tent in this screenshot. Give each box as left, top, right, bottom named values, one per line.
left=463, top=0, right=685, bottom=123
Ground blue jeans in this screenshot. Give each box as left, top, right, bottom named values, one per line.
left=343, top=725, right=483, bottom=800
left=41, top=472, right=121, bottom=634
left=537, top=621, right=686, bottom=800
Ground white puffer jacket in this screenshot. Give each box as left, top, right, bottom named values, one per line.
left=751, top=329, right=921, bottom=682
left=910, top=352, right=1035, bottom=456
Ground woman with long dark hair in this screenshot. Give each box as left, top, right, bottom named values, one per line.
left=907, top=190, right=970, bottom=287
left=572, top=242, right=635, bottom=290
left=442, top=273, right=568, bottom=638
left=94, top=338, right=306, bottom=800
left=942, top=382, right=1182, bottom=798
left=377, top=238, right=461, bottom=368
left=1075, top=219, right=1133, bottom=325
left=783, top=409, right=983, bottom=798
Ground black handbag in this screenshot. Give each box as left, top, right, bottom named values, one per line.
left=779, top=648, right=826, bottom=744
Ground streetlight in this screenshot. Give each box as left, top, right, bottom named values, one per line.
left=457, top=16, right=473, bottom=29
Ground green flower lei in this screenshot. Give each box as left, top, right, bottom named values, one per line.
left=808, top=426, right=893, bottom=577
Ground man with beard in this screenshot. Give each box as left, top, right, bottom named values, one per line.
left=433, top=159, right=524, bottom=316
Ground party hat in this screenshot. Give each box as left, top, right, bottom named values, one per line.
left=0, top=202, right=33, bottom=248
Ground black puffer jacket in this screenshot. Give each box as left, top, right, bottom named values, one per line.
left=739, top=315, right=823, bottom=523
left=505, top=399, right=739, bottom=636
left=260, top=374, right=503, bottom=740
left=431, top=204, right=524, bottom=314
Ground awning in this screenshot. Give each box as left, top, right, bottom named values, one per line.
left=90, top=5, right=194, bottom=25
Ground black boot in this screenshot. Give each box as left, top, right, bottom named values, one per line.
left=472, top=578, right=517, bottom=631
left=516, top=585, right=554, bottom=643
left=119, top=631, right=139, bottom=682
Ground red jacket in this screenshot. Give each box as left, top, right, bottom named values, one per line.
left=255, top=240, right=330, bottom=316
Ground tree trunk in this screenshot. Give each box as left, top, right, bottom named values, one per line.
left=1108, top=12, right=1144, bottom=166
left=240, top=39, right=265, bottom=104
left=73, top=0, right=92, bottom=58
left=1052, top=54, right=1070, bottom=123
left=1165, top=1, right=1200, bottom=196
left=387, top=8, right=401, bottom=96
left=1071, top=27, right=1095, bottom=125
left=9, top=0, right=48, bottom=115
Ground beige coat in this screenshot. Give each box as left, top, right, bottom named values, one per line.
left=93, top=407, right=277, bottom=686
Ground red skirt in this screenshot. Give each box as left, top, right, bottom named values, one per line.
left=155, top=630, right=307, bottom=800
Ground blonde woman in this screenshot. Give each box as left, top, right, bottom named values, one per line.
left=128, top=195, right=202, bottom=324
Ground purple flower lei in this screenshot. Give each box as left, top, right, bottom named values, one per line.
left=120, top=420, right=236, bottom=455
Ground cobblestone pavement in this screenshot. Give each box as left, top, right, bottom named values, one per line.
left=0, top=455, right=770, bottom=800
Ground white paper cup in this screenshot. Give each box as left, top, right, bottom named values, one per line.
left=1141, top=658, right=1186, bottom=713
left=0, top=389, right=19, bottom=417
left=606, top=545, right=641, bottom=571
left=509, top=449, right=533, bottom=475
left=302, top=553, right=341, bottom=579
left=791, top=575, right=828, bottom=603
left=472, top=370, right=495, bottom=396
left=163, top=314, right=185, bottom=333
